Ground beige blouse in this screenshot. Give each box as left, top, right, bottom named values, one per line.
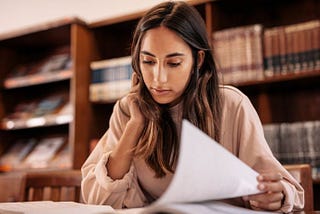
left=81, top=85, right=304, bottom=212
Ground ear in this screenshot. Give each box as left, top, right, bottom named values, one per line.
left=197, top=50, right=205, bottom=70
left=130, top=71, right=139, bottom=92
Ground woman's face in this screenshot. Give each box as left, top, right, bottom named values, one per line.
left=139, top=26, right=194, bottom=104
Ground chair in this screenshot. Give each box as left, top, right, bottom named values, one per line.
left=23, top=170, right=82, bottom=202
left=284, top=164, right=314, bottom=211
left=0, top=172, right=25, bottom=202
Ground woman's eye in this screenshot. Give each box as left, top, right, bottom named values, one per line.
left=168, top=62, right=181, bottom=67
left=142, top=60, right=155, bottom=65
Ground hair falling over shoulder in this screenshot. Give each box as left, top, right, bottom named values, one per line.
left=130, top=1, right=222, bottom=178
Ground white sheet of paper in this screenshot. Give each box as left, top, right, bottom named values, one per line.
left=156, top=119, right=263, bottom=205
left=0, top=201, right=115, bottom=214
left=141, top=201, right=274, bottom=214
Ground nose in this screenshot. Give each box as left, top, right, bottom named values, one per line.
left=153, top=64, right=168, bottom=83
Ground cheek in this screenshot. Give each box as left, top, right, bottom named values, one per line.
left=141, top=69, right=153, bottom=86
left=170, top=68, right=192, bottom=90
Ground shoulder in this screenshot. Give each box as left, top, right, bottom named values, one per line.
left=219, top=85, right=248, bottom=107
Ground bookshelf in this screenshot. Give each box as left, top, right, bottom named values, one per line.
left=206, top=0, right=320, bottom=209
left=87, top=0, right=319, bottom=209
left=0, top=17, right=92, bottom=172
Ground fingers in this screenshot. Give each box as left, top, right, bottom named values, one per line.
left=246, top=191, right=284, bottom=203
left=257, top=180, right=283, bottom=193
left=258, top=173, right=283, bottom=182
left=127, top=94, right=144, bottom=124
left=257, top=173, right=283, bottom=193
left=249, top=197, right=283, bottom=211
left=243, top=172, right=285, bottom=211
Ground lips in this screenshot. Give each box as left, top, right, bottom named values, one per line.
left=151, top=87, right=171, bottom=95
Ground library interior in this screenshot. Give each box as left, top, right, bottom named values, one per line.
left=0, top=0, right=319, bottom=212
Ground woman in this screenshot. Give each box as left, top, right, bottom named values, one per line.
left=81, top=1, right=304, bottom=212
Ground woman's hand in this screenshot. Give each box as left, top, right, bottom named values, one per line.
left=244, top=173, right=285, bottom=211
left=126, top=93, right=144, bottom=131
left=107, top=93, right=145, bottom=180
left=128, top=72, right=144, bottom=125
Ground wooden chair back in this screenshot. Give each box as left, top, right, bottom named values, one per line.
left=0, top=172, right=25, bottom=202
left=284, top=164, right=313, bottom=211
left=23, top=170, right=82, bottom=202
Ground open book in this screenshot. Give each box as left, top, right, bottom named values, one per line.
left=134, top=119, right=273, bottom=214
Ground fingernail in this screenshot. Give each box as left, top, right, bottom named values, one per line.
left=258, top=184, right=265, bottom=190
left=257, top=175, right=263, bottom=181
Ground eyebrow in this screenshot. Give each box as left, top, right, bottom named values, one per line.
left=140, top=50, right=185, bottom=58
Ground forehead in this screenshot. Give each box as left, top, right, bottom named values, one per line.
left=140, top=26, right=191, bottom=56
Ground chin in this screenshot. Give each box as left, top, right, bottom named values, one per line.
left=153, top=97, right=182, bottom=106
left=151, top=96, right=172, bottom=105
left=154, top=99, right=171, bottom=105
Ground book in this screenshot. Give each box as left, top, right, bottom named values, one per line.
left=4, top=46, right=72, bottom=88
left=0, top=138, right=37, bottom=171
left=263, top=120, right=320, bottom=180
left=212, top=24, right=264, bottom=84
left=90, top=56, right=132, bottom=102
left=23, top=136, right=66, bottom=168
left=48, top=144, right=72, bottom=169
left=0, top=201, right=115, bottom=214
left=1, top=93, right=70, bottom=129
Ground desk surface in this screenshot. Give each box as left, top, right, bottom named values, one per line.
left=0, top=201, right=318, bottom=214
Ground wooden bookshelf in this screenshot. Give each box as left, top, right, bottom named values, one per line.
left=0, top=17, right=92, bottom=172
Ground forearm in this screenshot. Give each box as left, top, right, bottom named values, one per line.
left=107, top=121, right=143, bottom=180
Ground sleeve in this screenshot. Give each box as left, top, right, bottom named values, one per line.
left=234, top=95, right=304, bottom=213
left=81, top=100, right=148, bottom=208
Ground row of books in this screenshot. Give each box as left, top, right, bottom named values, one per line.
left=0, top=136, right=71, bottom=172
left=264, top=20, right=320, bottom=76
left=263, top=120, right=320, bottom=180
left=212, top=20, right=320, bottom=84
left=213, top=24, right=264, bottom=83
left=90, top=56, right=133, bottom=102
left=4, top=46, right=72, bottom=88
left=1, top=93, right=72, bottom=130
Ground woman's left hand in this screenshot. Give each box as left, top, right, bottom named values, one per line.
left=243, top=173, right=285, bottom=211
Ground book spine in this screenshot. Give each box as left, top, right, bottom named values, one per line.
left=263, top=29, right=274, bottom=76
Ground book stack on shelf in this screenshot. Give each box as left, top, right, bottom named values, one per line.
left=263, top=120, right=320, bottom=180
left=1, top=93, right=72, bottom=130
left=90, top=56, right=133, bottom=102
left=4, top=46, right=72, bottom=89
left=0, top=138, right=36, bottom=171
left=0, top=135, right=69, bottom=172
left=212, top=24, right=264, bottom=84
left=212, top=19, right=320, bottom=85
left=263, top=20, right=320, bottom=76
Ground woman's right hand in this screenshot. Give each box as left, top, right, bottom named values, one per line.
left=126, top=93, right=144, bottom=128
left=107, top=93, right=145, bottom=180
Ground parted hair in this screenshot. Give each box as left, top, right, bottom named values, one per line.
left=129, top=1, right=222, bottom=177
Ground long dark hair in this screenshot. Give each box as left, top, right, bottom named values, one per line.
left=130, top=1, right=221, bottom=177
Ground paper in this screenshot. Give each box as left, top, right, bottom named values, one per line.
left=140, top=201, right=274, bottom=214
left=0, top=201, right=115, bottom=214
left=156, top=119, right=263, bottom=205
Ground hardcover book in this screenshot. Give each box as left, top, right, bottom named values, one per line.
left=23, top=136, right=66, bottom=168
